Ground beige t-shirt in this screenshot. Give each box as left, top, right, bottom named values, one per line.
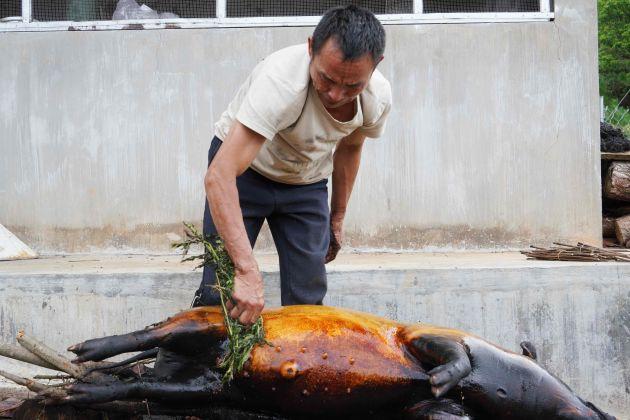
left=214, top=43, right=392, bottom=185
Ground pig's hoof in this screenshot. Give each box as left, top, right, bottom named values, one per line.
left=68, top=338, right=114, bottom=363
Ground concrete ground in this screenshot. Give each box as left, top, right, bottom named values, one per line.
left=0, top=251, right=628, bottom=417
left=0, top=250, right=608, bottom=273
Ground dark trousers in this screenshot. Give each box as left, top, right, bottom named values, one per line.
left=192, top=137, right=330, bottom=307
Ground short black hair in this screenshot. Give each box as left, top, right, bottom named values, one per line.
left=311, top=5, right=385, bottom=64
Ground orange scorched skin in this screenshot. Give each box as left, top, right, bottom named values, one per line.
left=232, top=305, right=435, bottom=414
left=153, top=305, right=475, bottom=413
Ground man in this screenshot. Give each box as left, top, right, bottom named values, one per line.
left=193, top=5, right=391, bottom=325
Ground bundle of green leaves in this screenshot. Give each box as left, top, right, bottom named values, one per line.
left=172, top=222, right=268, bottom=383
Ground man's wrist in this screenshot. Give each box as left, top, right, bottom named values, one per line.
left=234, top=255, right=259, bottom=275
left=330, top=211, right=345, bottom=226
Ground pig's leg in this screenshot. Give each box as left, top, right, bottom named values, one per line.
left=53, top=372, right=226, bottom=405
left=68, top=307, right=226, bottom=363
left=407, top=335, right=471, bottom=398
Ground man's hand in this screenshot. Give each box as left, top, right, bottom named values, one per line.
left=325, top=217, right=343, bottom=263
left=226, top=265, right=265, bottom=326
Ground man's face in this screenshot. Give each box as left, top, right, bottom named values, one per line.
left=308, top=37, right=381, bottom=110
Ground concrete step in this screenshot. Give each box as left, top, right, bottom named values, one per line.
left=0, top=252, right=628, bottom=417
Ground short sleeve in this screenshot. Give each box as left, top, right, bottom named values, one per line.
left=358, top=71, right=392, bottom=139
left=236, top=72, right=306, bottom=140
left=359, top=100, right=391, bottom=138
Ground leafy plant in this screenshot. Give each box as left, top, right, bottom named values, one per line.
left=172, top=222, right=268, bottom=383
left=598, top=0, right=630, bottom=104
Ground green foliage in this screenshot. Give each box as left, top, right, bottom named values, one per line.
left=598, top=0, right=630, bottom=103
left=172, top=223, right=268, bottom=384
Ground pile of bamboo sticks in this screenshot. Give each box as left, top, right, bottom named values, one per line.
left=521, top=242, right=630, bottom=262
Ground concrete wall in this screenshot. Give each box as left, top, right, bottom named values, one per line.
left=0, top=0, right=601, bottom=253
left=0, top=259, right=628, bottom=417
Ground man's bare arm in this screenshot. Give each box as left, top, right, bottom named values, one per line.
left=327, top=130, right=366, bottom=263
left=205, top=121, right=266, bottom=325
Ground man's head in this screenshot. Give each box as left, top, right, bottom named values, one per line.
left=308, top=5, right=385, bottom=109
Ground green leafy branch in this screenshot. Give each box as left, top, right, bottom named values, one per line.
left=171, top=222, right=268, bottom=383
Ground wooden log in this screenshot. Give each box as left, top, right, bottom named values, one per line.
left=615, top=215, right=630, bottom=247
left=0, top=370, right=51, bottom=393
left=0, top=344, right=60, bottom=371
left=603, top=216, right=617, bottom=238
left=16, top=332, right=85, bottom=378
left=604, top=162, right=630, bottom=202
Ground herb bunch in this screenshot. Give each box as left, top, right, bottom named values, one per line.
left=172, top=222, right=267, bottom=383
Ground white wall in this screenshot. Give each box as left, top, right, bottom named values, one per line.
left=0, top=0, right=601, bottom=253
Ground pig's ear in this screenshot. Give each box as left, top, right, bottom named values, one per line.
left=519, top=341, right=537, bottom=360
